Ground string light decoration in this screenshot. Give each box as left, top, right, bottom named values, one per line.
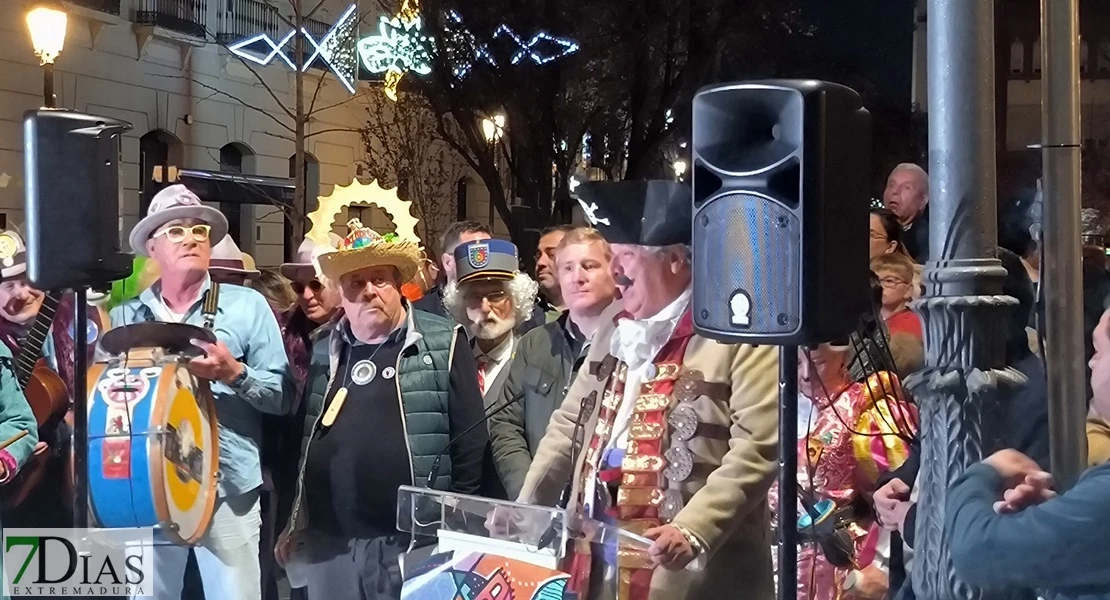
left=357, top=0, right=433, bottom=101
left=444, top=10, right=579, bottom=79
left=228, top=4, right=358, bottom=94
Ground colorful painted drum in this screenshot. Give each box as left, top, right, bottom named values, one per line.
left=86, top=348, right=219, bottom=545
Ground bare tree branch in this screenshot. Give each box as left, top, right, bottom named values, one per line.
left=304, top=127, right=363, bottom=139
left=151, top=74, right=295, bottom=133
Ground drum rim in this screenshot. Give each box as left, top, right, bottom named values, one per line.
left=100, top=322, right=217, bottom=357
left=150, top=366, right=220, bottom=545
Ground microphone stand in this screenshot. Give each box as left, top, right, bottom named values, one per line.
left=73, top=286, right=88, bottom=530
left=426, top=391, right=525, bottom=489
left=779, top=346, right=799, bottom=600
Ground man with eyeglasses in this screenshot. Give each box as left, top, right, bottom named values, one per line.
left=443, top=239, right=540, bottom=406
left=109, top=184, right=293, bottom=600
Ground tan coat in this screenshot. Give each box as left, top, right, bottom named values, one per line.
left=517, top=304, right=780, bottom=600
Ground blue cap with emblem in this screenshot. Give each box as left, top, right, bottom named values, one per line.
left=454, top=239, right=520, bottom=285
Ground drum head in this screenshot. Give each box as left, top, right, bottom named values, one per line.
left=152, top=367, right=219, bottom=545
left=101, top=322, right=217, bottom=357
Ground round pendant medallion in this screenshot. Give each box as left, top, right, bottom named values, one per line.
left=351, top=360, right=377, bottom=385
left=383, top=367, right=396, bottom=380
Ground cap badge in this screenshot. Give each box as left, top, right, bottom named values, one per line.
left=577, top=199, right=611, bottom=226
left=468, top=241, right=490, bottom=269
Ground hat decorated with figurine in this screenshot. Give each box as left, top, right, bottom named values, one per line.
left=454, top=239, right=521, bottom=285
left=209, top=235, right=260, bottom=278
left=0, top=230, right=28, bottom=282
left=129, top=184, right=229, bottom=257
left=575, top=180, right=691, bottom=246
left=316, top=219, right=423, bottom=284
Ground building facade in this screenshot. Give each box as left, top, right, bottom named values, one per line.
left=0, top=0, right=507, bottom=267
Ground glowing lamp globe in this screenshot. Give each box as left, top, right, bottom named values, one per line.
left=26, top=3, right=68, bottom=65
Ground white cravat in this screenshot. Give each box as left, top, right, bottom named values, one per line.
left=604, top=288, right=692, bottom=452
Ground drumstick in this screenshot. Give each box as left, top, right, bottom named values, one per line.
left=0, top=430, right=29, bottom=452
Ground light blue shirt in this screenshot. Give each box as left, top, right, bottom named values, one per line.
left=105, top=277, right=293, bottom=497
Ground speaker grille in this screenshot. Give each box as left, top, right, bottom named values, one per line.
left=692, top=192, right=801, bottom=337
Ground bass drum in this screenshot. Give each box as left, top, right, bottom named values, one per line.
left=86, top=351, right=219, bottom=545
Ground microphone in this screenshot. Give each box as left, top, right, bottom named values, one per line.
left=425, top=391, right=526, bottom=490
left=537, top=390, right=598, bottom=551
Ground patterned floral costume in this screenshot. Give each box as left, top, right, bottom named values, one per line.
left=770, top=373, right=917, bottom=600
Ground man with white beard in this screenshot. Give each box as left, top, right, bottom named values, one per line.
left=443, top=239, right=539, bottom=406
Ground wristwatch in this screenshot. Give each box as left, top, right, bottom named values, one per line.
left=229, top=364, right=249, bottom=388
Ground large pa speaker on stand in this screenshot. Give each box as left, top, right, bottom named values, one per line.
left=690, top=80, right=871, bottom=347
left=23, top=108, right=134, bottom=531
left=689, top=80, right=872, bottom=600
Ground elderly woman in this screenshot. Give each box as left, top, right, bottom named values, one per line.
left=770, top=343, right=916, bottom=600
left=442, top=239, right=540, bottom=404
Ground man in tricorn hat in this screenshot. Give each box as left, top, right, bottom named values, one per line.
left=109, top=184, right=292, bottom=600
left=517, top=181, right=780, bottom=600
left=276, top=219, right=486, bottom=600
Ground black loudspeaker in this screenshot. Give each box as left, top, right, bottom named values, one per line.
left=24, top=109, right=134, bottom=291
left=691, top=80, right=871, bottom=346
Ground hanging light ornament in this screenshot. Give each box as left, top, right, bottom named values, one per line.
left=357, top=0, right=432, bottom=101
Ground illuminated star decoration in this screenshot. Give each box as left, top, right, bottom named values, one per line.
left=227, top=4, right=358, bottom=94
left=444, top=10, right=579, bottom=79
left=357, top=0, right=431, bottom=101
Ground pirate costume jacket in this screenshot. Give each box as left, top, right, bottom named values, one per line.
left=517, top=181, right=780, bottom=600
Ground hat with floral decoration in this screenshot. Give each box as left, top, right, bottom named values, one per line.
left=316, top=218, right=423, bottom=284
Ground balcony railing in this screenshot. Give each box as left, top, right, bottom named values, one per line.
left=304, top=17, right=329, bottom=38
left=216, top=0, right=281, bottom=45
left=135, top=0, right=207, bottom=38
left=70, top=0, right=121, bottom=14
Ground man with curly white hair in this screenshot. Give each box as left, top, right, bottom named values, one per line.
left=443, top=238, right=539, bottom=404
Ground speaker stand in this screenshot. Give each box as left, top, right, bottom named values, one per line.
left=72, top=286, right=89, bottom=530
left=777, top=346, right=798, bottom=600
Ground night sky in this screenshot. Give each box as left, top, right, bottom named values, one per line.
left=803, top=0, right=916, bottom=102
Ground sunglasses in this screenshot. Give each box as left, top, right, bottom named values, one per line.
left=292, top=280, right=325, bottom=294
left=153, top=224, right=211, bottom=244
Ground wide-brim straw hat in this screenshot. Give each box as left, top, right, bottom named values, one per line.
left=317, top=219, right=422, bottom=284
left=209, top=236, right=260, bottom=277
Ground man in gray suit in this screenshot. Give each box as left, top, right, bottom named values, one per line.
left=443, top=239, right=540, bottom=405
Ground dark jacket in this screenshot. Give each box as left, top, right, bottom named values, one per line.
left=903, top=205, right=930, bottom=264
left=412, top=286, right=446, bottom=318
left=488, top=312, right=588, bottom=498
left=947, top=462, right=1110, bottom=600
left=287, top=307, right=488, bottom=535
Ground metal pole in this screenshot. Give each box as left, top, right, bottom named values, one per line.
left=43, top=62, right=55, bottom=109
left=73, top=287, right=88, bottom=530
left=777, top=346, right=798, bottom=600
left=910, top=1, right=1024, bottom=600
left=1040, top=0, right=1086, bottom=490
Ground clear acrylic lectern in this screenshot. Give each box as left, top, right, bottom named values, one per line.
left=396, top=486, right=652, bottom=574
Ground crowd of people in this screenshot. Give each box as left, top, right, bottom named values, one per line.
left=0, top=162, right=1104, bottom=600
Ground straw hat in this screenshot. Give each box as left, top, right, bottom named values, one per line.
left=317, top=219, right=423, bottom=284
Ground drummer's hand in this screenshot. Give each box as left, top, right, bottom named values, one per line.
left=189, top=339, right=245, bottom=384
left=644, top=525, right=697, bottom=571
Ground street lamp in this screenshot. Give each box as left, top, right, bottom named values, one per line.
left=481, top=114, right=506, bottom=144
left=672, top=159, right=688, bottom=178
left=26, top=1, right=67, bottom=108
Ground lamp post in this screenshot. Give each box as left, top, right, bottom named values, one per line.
left=25, top=1, right=68, bottom=109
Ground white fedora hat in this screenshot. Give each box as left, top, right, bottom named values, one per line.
left=129, top=184, right=229, bottom=257
left=209, top=235, right=260, bottom=277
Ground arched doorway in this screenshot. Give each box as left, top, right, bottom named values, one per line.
left=219, top=142, right=255, bottom=245
left=139, top=130, right=184, bottom=217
